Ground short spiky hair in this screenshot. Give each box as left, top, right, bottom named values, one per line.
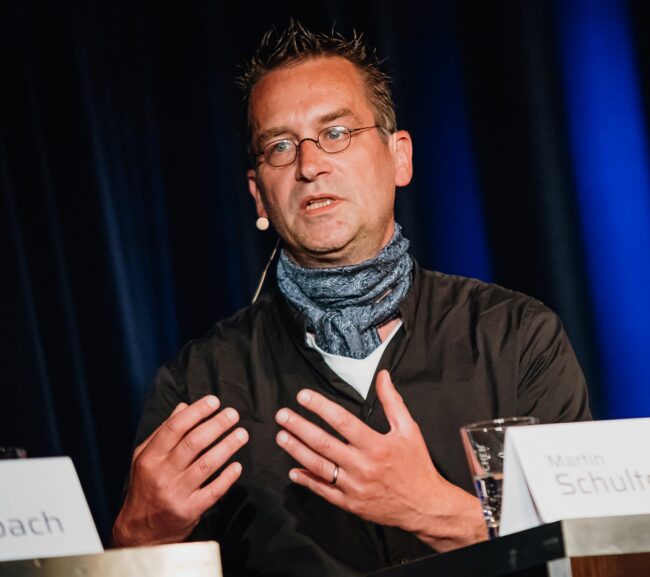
left=237, top=20, right=397, bottom=140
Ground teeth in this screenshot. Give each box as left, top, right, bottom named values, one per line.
left=306, top=199, right=334, bottom=210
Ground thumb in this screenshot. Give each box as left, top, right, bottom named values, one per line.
left=375, top=370, right=412, bottom=431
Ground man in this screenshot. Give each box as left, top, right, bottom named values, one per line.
left=112, top=22, right=591, bottom=576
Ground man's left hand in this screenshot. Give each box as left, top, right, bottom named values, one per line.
left=275, top=370, right=487, bottom=552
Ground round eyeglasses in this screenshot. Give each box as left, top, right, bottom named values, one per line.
left=257, top=125, right=382, bottom=167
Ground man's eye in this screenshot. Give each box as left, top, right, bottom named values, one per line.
left=271, top=140, right=293, bottom=154
left=323, top=127, right=346, bottom=141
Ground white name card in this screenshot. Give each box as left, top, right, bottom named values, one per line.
left=0, top=457, right=103, bottom=561
left=500, top=418, right=650, bottom=536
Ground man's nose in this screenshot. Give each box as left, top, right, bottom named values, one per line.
left=295, top=138, right=331, bottom=181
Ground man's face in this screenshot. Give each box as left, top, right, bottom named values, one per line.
left=247, top=57, right=413, bottom=268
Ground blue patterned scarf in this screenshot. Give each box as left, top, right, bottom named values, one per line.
left=277, top=223, right=413, bottom=359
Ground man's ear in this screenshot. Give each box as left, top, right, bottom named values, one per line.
left=392, top=130, right=413, bottom=187
left=247, top=168, right=268, bottom=219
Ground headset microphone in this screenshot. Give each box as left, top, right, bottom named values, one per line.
left=252, top=237, right=280, bottom=304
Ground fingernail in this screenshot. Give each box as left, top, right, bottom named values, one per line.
left=225, top=408, right=239, bottom=422
left=235, top=428, right=248, bottom=442
left=276, top=409, right=289, bottom=424
left=297, top=390, right=311, bottom=404
left=277, top=430, right=289, bottom=445
left=233, top=462, right=242, bottom=475
left=289, top=470, right=298, bottom=482
left=205, top=395, right=219, bottom=408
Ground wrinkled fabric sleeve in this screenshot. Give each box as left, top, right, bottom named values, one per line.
left=517, top=299, right=592, bottom=422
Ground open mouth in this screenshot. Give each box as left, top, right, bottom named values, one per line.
left=306, top=198, right=335, bottom=211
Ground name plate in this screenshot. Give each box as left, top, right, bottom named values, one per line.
left=500, top=418, right=650, bottom=536
left=0, top=457, right=103, bottom=561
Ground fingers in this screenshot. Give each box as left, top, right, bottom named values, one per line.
left=287, top=468, right=347, bottom=507
left=275, top=424, right=345, bottom=484
left=191, top=461, right=244, bottom=515
left=168, top=407, right=241, bottom=470
left=147, top=396, right=221, bottom=456
left=276, top=407, right=351, bottom=463
left=171, top=402, right=189, bottom=416
left=119, top=396, right=249, bottom=547
left=374, top=370, right=412, bottom=430
left=182, top=426, right=249, bottom=489
left=133, top=402, right=189, bottom=460
left=292, top=390, right=379, bottom=450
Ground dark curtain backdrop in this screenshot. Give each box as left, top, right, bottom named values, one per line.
left=2, top=0, right=650, bottom=544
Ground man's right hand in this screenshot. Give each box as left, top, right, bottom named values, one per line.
left=112, top=395, right=248, bottom=546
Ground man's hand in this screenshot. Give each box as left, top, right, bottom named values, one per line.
left=275, top=370, right=487, bottom=552
left=113, top=396, right=248, bottom=547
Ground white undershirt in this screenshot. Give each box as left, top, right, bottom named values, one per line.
left=304, top=321, right=403, bottom=399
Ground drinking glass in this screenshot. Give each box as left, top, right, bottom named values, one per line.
left=0, top=447, right=27, bottom=459
left=460, top=417, right=538, bottom=538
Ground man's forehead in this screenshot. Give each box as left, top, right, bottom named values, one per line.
left=248, top=56, right=372, bottom=137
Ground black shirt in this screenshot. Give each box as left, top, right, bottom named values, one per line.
left=134, top=264, right=591, bottom=576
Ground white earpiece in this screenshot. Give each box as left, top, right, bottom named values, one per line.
left=256, top=217, right=270, bottom=231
